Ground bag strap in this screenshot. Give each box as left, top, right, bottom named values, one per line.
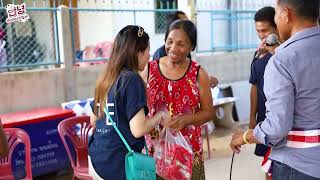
left=104, top=107, right=148, bottom=155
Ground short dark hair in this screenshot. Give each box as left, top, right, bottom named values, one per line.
left=165, top=20, right=197, bottom=51
left=277, top=0, right=320, bottom=21
left=166, top=11, right=186, bottom=29
left=254, top=6, right=277, bottom=28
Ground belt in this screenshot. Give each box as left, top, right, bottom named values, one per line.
left=261, top=129, right=320, bottom=176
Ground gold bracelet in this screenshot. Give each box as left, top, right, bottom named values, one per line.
left=243, top=130, right=250, bottom=144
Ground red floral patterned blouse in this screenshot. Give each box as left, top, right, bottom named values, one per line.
left=145, top=59, right=203, bottom=160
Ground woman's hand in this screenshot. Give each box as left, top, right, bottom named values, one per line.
left=168, top=114, right=191, bottom=131
left=157, top=111, right=171, bottom=128
left=90, top=114, right=97, bottom=130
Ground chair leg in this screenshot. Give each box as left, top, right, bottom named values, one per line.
left=205, top=125, right=212, bottom=159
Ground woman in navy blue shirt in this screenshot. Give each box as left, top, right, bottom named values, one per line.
left=88, top=25, right=170, bottom=180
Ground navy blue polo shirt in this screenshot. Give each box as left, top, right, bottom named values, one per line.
left=249, top=52, right=272, bottom=157
left=88, top=69, right=148, bottom=180
left=249, top=52, right=272, bottom=123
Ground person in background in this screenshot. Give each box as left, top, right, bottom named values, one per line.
left=231, top=0, right=320, bottom=179
left=88, top=25, right=170, bottom=180
left=152, top=11, right=188, bottom=61
left=152, top=11, right=219, bottom=87
left=142, top=20, right=215, bottom=179
left=249, top=6, right=278, bottom=180
left=0, top=27, right=7, bottom=73
left=0, top=118, right=9, bottom=158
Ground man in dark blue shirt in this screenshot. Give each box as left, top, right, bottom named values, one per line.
left=249, top=6, right=278, bottom=180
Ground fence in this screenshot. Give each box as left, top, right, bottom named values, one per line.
left=0, top=0, right=275, bottom=70
left=0, top=1, right=60, bottom=71
left=69, top=8, right=178, bottom=63
left=196, top=10, right=257, bottom=53
left=195, top=0, right=274, bottom=53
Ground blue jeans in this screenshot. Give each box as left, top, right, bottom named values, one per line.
left=272, top=161, right=320, bottom=180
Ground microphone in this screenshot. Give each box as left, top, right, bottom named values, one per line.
left=266, top=33, right=280, bottom=46
left=255, top=33, right=280, bottom=58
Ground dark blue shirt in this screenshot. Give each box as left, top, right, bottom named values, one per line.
left=152, top=45, right=191, bottom=60
left=249, top=52, right=272, bottom=122
left=88, top=69, right=148, bottom=180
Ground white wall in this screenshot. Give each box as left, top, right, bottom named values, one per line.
left=77, top=1, right=115, bottom=50
left=0, top=68, right=66, bottom=114
left=0, top=50, right=254, bottom=114
left=0, top=66, right=104, bottom=114
left=76, top=0, right=164, bottom=54
left=196, top=0, right=276, bottom=52
left=196, top=0, right=228, bottom=52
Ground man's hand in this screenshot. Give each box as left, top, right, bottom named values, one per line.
left=257, top=37, right=280, bottom=57
left=265, top=43, right=279, bottom=55
left=256, top=38, right=269, bottom=58
left=230, top=131, right=245, bottom=154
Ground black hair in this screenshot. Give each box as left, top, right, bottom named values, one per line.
left=94, top=25, right=149, bottom=117
left=166, top=11, right=186, bottom=29
left=164, top=11, right=186, bottom=41
left=254, top=6, right=277, bottom=28
left=277, top=0, right=319, bottom=21
left=165, top=20, right=197, bottom=51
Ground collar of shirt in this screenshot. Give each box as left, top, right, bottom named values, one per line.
left=275, top=26, right=320, bottom=53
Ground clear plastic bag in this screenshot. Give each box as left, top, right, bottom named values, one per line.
left=154, top=128, right=193, bottom=180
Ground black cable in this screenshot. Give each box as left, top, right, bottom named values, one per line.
left=229, top=152, right=235, bottom=180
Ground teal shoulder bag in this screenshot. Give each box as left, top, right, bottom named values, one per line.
left=104, top=108, right=156, bottom=180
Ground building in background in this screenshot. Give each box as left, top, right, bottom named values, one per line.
left=0, top=0, right=274, bottom=70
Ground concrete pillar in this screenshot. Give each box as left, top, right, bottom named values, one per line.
left=57, top=5, right=75, bottom=101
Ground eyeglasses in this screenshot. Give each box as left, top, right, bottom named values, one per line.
left=137, top=26, right=144, bottom=37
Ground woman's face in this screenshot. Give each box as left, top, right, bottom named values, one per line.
left=165, top=29, right=193, bottom=63
left=138, top=44, right=150, bottom=71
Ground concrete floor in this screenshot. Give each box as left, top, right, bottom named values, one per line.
left=203, top=125, right=265, bottom=180
left=35, top=124, right=266, bottom=180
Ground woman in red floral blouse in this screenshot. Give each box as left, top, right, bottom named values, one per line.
left=141, top=20, right=215, bottom=179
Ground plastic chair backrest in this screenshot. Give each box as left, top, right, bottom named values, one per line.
left=58, top=116, right=92, bottom=173
left=0, top=128, right=32, bottom=180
